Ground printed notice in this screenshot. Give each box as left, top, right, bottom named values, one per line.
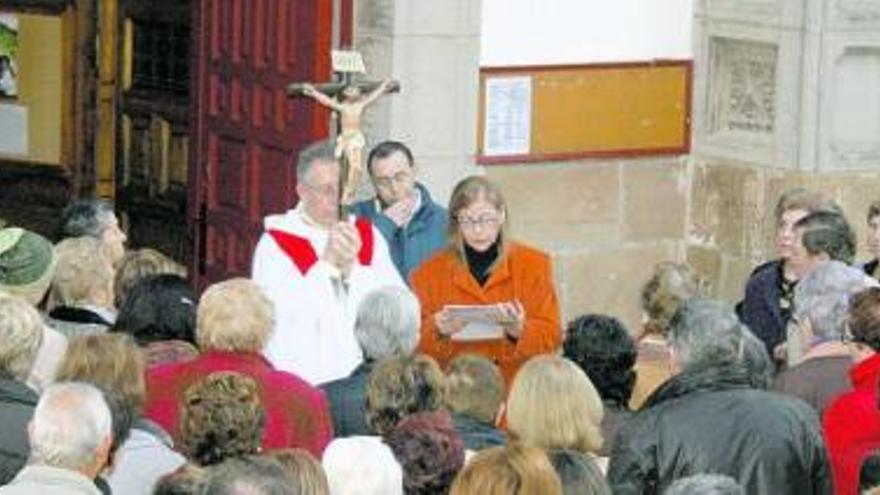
left=483, top=76, right=531, bottom=156
left=0, top=102, right=27, bottom=156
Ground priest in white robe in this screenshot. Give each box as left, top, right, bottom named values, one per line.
left=252, top=140, right=406, bottom=385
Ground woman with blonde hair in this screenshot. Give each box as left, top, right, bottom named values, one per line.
left=113, top=247, right=186, bottom=308
left=630, top=261, right=702, bottom=409
left=450, top=443, right=562, bottom=495
left=0, top=296, right=45, bottom=484
left=411, top=175, right=561, bottom=386
left=143, top=278, right=332, bottom=458
left=54, top=333, right=185, bottom=495
left=268, top=448, right=329, bottom=495
left=506, top=355, right=605, bottom=469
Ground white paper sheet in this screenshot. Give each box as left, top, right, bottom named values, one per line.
left=483, top=76, right=531, bottom=156
left=444, top=304, right=505, bottom=342
left=0, top=103, right=27, bottom=156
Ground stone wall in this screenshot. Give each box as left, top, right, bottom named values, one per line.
left=355, top=0, right=481, bottom=204
left=485, top=155, right=878, bottom=334
left=687, top=0, right=880, bottom=320
left=485, top=157, right=688, bottom=333
left=687, top=158, right=879, bottom=306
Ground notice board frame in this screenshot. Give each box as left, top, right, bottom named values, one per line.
left=477, top=59, right=692, bottom=165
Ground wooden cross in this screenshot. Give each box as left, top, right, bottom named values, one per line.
left=287, top=50, right=400, bottom=220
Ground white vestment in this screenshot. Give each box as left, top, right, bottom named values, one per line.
left=252, top=205, right=405, bottom=385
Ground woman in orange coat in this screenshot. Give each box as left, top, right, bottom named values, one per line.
left=410, top=176, right=561, bottom=386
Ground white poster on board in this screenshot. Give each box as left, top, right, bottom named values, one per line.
left=483, top=76, right=531, bottom=156
left=0, top=102, right=28, bottom=155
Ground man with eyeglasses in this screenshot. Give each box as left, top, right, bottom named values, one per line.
left=351, top=141, right=447, bottom=282
left=251, top=140, right=405, bottom=386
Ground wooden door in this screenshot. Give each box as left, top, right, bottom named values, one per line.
left=188, top=0, right=340, bottom=289
left=116, top=0, right=192, bottom=260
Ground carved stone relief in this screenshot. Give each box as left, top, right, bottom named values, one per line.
left=708, top=37, right=778, bottom=136
left=836, top=0, right=880, bottom=22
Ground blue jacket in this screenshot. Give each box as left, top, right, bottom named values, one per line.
left=352, top=183, right=448, bottom=282
left=321, top=361, right=372, bottom=437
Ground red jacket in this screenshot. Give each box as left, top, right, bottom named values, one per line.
left=411, top=242, right=562, bottom=386
left=144, top=350, right=333, bottom=458
left=823, top=352, right=880, bottom=495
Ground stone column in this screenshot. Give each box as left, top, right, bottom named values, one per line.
left=355, top=0, right=482, bottom=205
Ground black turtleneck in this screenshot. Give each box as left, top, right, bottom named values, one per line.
left=464, top=242, right=499, bottom=286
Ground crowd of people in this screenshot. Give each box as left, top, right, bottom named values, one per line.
left=0, top=138, right=879, bottom=494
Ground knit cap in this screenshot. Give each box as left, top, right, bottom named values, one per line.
left=0, top=227, right=58, bottom=299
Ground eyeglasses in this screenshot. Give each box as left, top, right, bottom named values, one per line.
left=457, top=215, right=501, bottom=230
left=304, top=182, right=338, bottom=198
left=373, top=170, right=412, bottom=189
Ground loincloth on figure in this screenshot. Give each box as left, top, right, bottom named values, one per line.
left=334, top=131, right=366, bottom=159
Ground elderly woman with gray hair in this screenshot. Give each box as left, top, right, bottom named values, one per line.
left=321, top=285, right=421, bottom=437
left=0, top=296, right=45, bottom=484
left=771, top=261, right=878, bottom=413
left=608, top=299, right=831, bottom=494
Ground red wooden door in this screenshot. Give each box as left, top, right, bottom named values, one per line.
left=188, top=0, right=345, bottom=289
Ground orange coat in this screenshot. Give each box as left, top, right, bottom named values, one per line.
left=410, top=242, right=562, bottom=386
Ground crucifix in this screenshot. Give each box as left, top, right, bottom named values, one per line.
left=287, top=50, right=400, bottom=219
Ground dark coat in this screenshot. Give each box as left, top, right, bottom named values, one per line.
left=321, top=361, right=373, bottom=437
left=607, top=364, right=832, bottom=495
left=865, top=259, right=878, bottom=278
left=451, top=413, right=506, bottom=451
left=770, top=355, right=852, bottom=415
left=599, top=401, right=633, bottom=457
left=351, top=182, right=448, bottom=282
left=0, top=375, right=38, bottom=484
left=738, top=260, right=788, bottom=353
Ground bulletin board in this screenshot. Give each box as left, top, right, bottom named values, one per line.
left=0, top=11, right=69, bottom=165
left=477, top=60, right=692, bottom=164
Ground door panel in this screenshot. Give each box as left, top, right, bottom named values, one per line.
left=188, top=0, right=334, bottom=289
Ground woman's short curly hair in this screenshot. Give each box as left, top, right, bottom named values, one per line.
left=55, top=333, right=147, bottom=413
left=113, top=248, right=186, bottom=308
left=444, top=354, right=504, bottom=425
left=640, top=262, right=701, bottom=336
left=50, top=236, right=114, bottom=307
left=0, top=295, right=44, bottom=381
left=365, top=354, right=444, bottom=436
left=197, top=278, right=273, bottom=354
left=563, top=314, right=636, bottom=408
left=850, top=287, right=880, bottom=352
left=386, top=411, right=465, bottom=495
left=180, top=371, right=265, bottom=466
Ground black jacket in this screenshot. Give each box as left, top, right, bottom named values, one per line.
left=865, top=259, right=878, bottom=278
left=0, top=375, right=38, bottom=484
left=607, top=364, right=831, bottom=495
left=738, top=260, right=788, bottom=353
